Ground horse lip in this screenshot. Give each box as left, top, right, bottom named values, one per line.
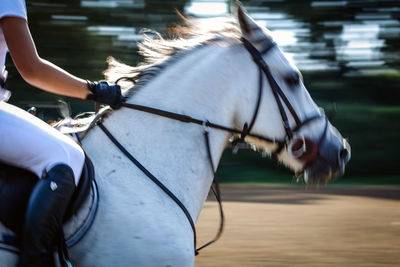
left=304, top=156, right=344, bottom=184
left=303, top=136, right=350, bottom=184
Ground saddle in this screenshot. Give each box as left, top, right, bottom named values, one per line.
left=0, top=115, right=100, bottom=254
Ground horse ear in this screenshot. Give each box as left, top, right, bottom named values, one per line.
left=235, top=3, right=264, bottom=41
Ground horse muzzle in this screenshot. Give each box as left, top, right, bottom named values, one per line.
left=290, top=134, right=351, bottom=184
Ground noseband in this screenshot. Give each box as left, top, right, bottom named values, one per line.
left=97, top=37, right=330, bottom=255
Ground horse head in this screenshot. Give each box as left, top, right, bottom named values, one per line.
left=232, top=4, right=351, bottom=184
left=103, top=3, right=350, bottom=186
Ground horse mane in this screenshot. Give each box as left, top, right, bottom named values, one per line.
left=103, top=15, right=242, bottom=94
left=63, top=16, right=244, bottom=133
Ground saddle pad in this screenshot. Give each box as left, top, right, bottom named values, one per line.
left=0, top=180, right=99, bottom=254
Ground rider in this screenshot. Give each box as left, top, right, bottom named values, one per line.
left=0, top=0, right=123, bottom=266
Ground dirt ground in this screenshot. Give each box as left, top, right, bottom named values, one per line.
left=195, top=185, right=400, bottom=267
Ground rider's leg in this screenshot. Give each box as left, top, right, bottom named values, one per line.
left=0, top=102, right=85, bottom=266
left=18, top=164, right=75, bottom=267
left=0, top=102, right=84, bottom=183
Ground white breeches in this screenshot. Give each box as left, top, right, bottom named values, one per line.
left=0, top=102, right=84, bottom=185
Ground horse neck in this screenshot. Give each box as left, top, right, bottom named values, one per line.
left=87, top=44, right=248, bottom=220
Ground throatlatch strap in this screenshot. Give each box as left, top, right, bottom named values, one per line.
left=246, top=68, right=263, bottom=134
left=233, top=67, right=264, bottom=147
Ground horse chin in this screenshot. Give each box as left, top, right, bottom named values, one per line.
left=303, top=158, right=343, bottom=184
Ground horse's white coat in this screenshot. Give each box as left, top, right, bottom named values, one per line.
left=71, top=41, right=322, bottom=267
left=1, top=6, right=343, bottom=267
left=73, top=45, right=243, bottom=266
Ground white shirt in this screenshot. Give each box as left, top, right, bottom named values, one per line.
left=0, top=0, right=27, bottom=100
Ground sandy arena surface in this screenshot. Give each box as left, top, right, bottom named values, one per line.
left=195, top=185, right=400, bottom=267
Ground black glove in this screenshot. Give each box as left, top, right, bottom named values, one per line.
left=86, top=81, right=124, bottom=109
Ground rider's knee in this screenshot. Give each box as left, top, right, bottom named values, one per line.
left=63, top=143, right=85, bottom=185
left=45, top=142, right=85, bottom=185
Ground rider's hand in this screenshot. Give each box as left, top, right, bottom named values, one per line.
left=86, top=81, right=124, bottom=109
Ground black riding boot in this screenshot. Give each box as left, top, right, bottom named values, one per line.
left=18, top=164, right=76, bottom=267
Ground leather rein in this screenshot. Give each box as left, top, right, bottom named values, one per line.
left=97, top=37, right=328, bottom=255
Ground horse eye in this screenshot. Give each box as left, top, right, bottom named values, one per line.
left=285, top=71, right=301, bottom=88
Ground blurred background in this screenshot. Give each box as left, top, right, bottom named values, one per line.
left=6, top=0, right=400, bottom=185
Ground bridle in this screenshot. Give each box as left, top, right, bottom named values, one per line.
left=97, top=37, right=329, bottom=255
left=239, top=37, right=329, bottom=165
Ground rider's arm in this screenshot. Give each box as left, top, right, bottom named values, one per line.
left=0, top=16, right=90, bottom=99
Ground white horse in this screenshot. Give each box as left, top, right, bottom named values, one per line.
left=1, top=5, right=350, bottom=267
